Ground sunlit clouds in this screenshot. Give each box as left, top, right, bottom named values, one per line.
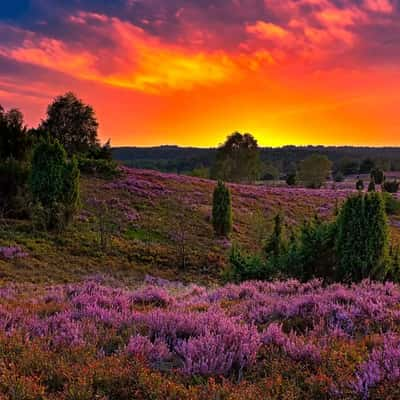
left=0, top=0, right=399, bottom=146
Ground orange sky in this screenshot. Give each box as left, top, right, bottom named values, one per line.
left=0, top=0, right=399, bottom=147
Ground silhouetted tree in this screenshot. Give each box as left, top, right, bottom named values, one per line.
left=211, top=132, right=261, bottom=182
left=40, top=92, right=99, bottom=156
left=0, top=106, right=31, bottom=161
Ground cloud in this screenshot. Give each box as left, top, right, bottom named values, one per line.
left=0, top=13, right=239, bottom=93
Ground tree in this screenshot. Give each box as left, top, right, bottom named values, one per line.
left=40, top=92, right=99, bottom=156
left=298, top=154, right=332, bottom=189
left=211, top=132, right=261, bottom=182
left=0, top=106, right=31, bottom=161
left=265, top=212, right=286, bottom=259
left=371, top=168, right=385, bottom=185
left=212, top=181, right=232, bottom=237
left=360, top=158, right=375, bottom=174
left=335, top=193, right=389, bottom=282
left=356, top=178, right=364, bottom=191
left=30, top=140, right=80, bottom=229
left=383, top=180, right=400, bottom=193
left=286, top=173, right=297, bottom=186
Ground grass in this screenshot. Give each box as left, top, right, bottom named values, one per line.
left=1, top=167, right=399, bottom=285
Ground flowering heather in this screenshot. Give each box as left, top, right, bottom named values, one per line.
left=0, top=246, right=28, bottom=260
left=1, top=277, right=400, bottom=398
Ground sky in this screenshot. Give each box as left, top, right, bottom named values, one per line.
left=0, top=0, right=399, bottom=147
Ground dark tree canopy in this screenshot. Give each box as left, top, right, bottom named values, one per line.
left=0, top=105, right=30, bottom=161
left=211, top=132, right=261, bottom=182
left=40, top=92, right=99, bottom=156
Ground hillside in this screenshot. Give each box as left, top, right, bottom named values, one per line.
left=0, top=167, right=357, bottom=285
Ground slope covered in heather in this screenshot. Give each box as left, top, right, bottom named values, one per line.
left=0, top=167, right=367, bottom=284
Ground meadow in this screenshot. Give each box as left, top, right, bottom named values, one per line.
left=2, top=167, right=400, bottom=399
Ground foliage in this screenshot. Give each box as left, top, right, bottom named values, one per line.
left=265, top=212, right=286, bottom=259
left=40, top=92, right=99, bottom=156
left=2, top=278, right=400, bottom=398
left=77, top=157, right=119, bottom=178
left=286, top=173, right=297, bottom=186
left=0, top=105, right=31, bottom=161
left=0, top=158, right=30, bottom=217
left=333, top=171, right=344, bottom=182
left=298, top=154, right=332, bottom=189
left=382, top=192, right=400, bottom=216
left=371, top=168, right=385, bottom=185
left=383, top=179, right=400, bottom=193
left=335, top=193, right=390, bottom=282
left=212, top=181, right=232, bottom=237
left=360, top=158, right=375, bottom=174
left=211, top=132, right=261, bottom=182
left=368, top=177, right=376, bottom=192
left=356, top=178, right=364, bottom=191
left=30, top=140, right=80, bottom=230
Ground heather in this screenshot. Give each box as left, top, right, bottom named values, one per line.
left=0, top=276, right=400, bottom=398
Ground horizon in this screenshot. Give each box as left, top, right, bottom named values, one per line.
left=1, top=1, right=400, bottom=147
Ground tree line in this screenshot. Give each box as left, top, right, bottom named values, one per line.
left=0, top=92, right=116, bottom=230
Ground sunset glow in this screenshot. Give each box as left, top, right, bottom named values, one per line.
left=0, top=0, right=399, bottom=147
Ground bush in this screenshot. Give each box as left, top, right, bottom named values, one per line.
left=356, top=179, right=364, bottom=191
left=333, top=171, right=344, bottom=182
left=227, top=245, right=267, bottom=282
left=371, top=168, right=385, bottom=185
left=212, top=181, right=232, bottom=237
left=77, top=157, right=119, bottom=178
left=286, top=173, right=297, bottom=186
left=335, top=193, right=389, bottom=282
left=0, top=158, right=30, bottom=217
left=383, top=179, right=400, bottom=193
left=382, top=192, right=400, bottom=215
left=30, top=140, right=80, bottom=230
left=368, top=178, right=376, bottom=192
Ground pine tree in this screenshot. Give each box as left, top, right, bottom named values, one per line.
left=212, top=181, right=232, bottom=237
left=265, top=212, right=286, bottom=258
left=335, top=192, right=389, bottom=282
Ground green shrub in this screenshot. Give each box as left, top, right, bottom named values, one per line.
left=382, top=192, right=400, bottom=215
left=383, top=179, right=400, bottom=193
left=30, top=140, right=80, bottom=230
left=371, top=168, right=385, bottom=185
left=212, top=181, right=232, bottom=237
left=368, top=178, right=376, bottom=192
left=0, top=159, right=30, bottom=217
left=286, top=173, right=297, bottom=186
left=335, top=192, right=389, bottom=282
left=356, top=179, right=364, bottom=191
left=77, top=157, right=119, bottom=178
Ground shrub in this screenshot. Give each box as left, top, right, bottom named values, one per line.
left=368, top=178, right=376, bottom=192
left=382, top=192, right=400, bottom=216
left=286, top=173, right=297, bottom=186
left=30, top=140, right=80, bottom=230
left=77, top=157, right=119, bottom=179
left=265, top=212, right=286, bottom=259
left=333, top=171, right=344, bottom=182
left=335, top=193, right=389, bottom=282
left=212, top=181, right=232, bottom=237
left=0, top=158, right=30, bottom=217
left=227, top=245, right=267, bottom=282
left=371, top=168, right=385, bottom=185
left=356, top=179, right=364, bottom=191
left=383, top=179, right=400, bottom=193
